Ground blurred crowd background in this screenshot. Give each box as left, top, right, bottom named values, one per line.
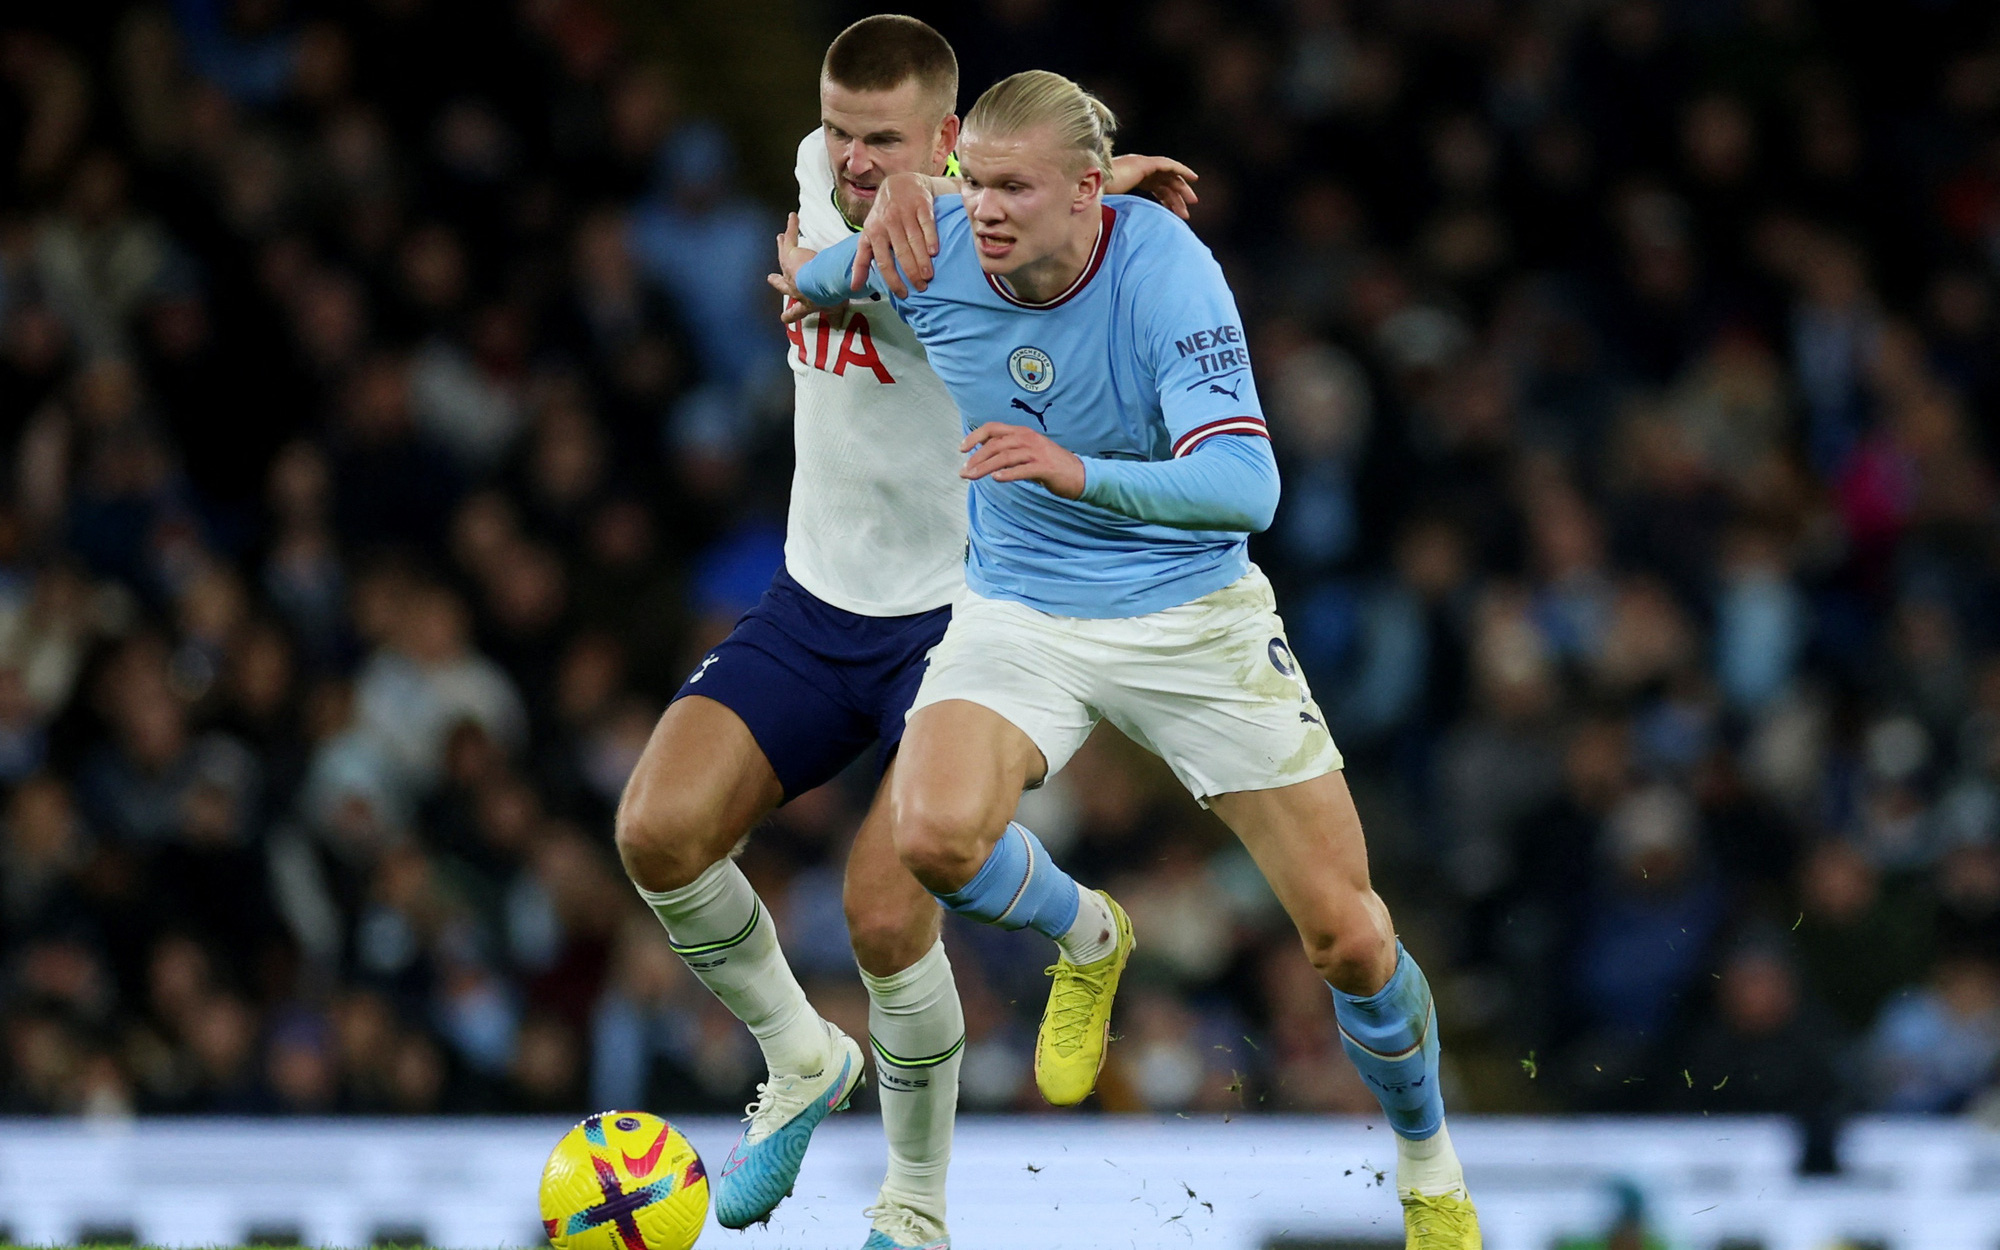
left=2, top=0, right=1999, bottom=1172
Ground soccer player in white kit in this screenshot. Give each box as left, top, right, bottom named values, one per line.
left=612, top=18, right=1196, bottom=1249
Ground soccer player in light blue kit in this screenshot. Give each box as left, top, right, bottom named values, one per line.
left=779, top=70, right=1482, bottom=1247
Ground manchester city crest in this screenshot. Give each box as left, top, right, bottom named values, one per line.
left=1008, top=346, right=1054, bottom=393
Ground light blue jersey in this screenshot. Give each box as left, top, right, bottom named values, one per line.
left=797, top=194, right=1276, bottom=619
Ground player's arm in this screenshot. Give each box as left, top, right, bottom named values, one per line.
left=766, top=131, right=846, bottom=325
left=860, top=157, right=1200, bottom=297
left=857, top=173, right=946, bottom=299
left=1107, top=154, right=1200, bottom=217
left=1121, top=220, right=1279, bottom=529
left=768, top=212, right=883, bottom=324
left=958, top=422, right=1277, bottom=532
left=787, top=228, right=887, bottom=306
left=1078, top=435, right=1276, bottom=531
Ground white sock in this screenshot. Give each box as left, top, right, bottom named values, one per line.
left=636, top=859, right=830, bottom=1077
left=1055, top=886, right=1117, bottom=965
left=1396, top=1120, right=1467, bottom=1198
left=860, top=939, right=963, bottom=1224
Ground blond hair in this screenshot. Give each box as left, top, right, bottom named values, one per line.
left=963, top=70, right=1116, bottom=176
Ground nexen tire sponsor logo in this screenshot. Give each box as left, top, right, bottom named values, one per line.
left=1174, top=323, right=1249, bottom=376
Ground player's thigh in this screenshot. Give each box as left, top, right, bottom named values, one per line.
left=892, top=594, right=1096, bottom=875
left=615, top=694, right=784, bottom=889
left=1207, top=771, right=1396, bottom=992
left=1207, top=770, right=1373, bottom=902
left=1102, top=566, right=1340, bottom=802
left=843, top=758, right=943, bottom=977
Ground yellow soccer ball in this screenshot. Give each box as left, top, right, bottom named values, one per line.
left=539, top=1111, right=709, bottom=1250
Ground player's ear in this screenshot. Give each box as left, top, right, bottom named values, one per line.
left=1076, top=165, right=1103, bottom=210
left=936, top=114, right=961, bottom=168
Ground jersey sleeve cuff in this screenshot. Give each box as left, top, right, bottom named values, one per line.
left=1171, top=416, right=1269, bottom=458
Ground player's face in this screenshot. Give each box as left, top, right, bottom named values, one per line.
left=820, top=78, right=957, bottom=223
left=959, top=126, right=1102, bottom=277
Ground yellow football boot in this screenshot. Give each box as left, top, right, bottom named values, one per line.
left=1402, top=1190, right=1482, bottom=1249
left=1033, top=890, right=1134, bottom=1106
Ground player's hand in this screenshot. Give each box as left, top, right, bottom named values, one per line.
left=960, top=422, right=1086, bottom=499
left=767, top=211, right=842, bottom=326
left=857, top=171, right=938, bottom=298
left=1107, top=154, right=1200, bottom=220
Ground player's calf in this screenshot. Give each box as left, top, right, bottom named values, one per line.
left=630, top=846, right=858, bottom=1231
left=1329, top=942, right=1481, bottom=1247
left=1210, top=775, right=1480, bottom=1244
left=914, top=820, right=1100, bottom=952
left=616, top=698, right=836, bottom=1079
left=844, top=784, right=963, bottom=1240
left=842, top=868, right=943, bottom=979
left=1331, top=941, right=1444, bottom=1140
left=631, top=803, right=860, bottom=1231
left=889, top=705, right=1132, bottom=1104
left=910, top=817, right=1133, bottom=1107
left=857, top=941, right=961, bottom=1237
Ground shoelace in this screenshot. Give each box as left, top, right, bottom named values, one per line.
left=739, top=1072, right=815, bottom=1143
left=865, top=1202, right=944, bottom=1245
left=1042, top=961, right=1109, bottom=1052
left=1404, top=1193, right=1477, bottom=1245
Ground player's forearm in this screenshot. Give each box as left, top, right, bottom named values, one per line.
left=795, top=235, right=874, bottom=304
left=1078, top=435, right=1279, bottom=532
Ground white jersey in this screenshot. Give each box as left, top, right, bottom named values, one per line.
left=782, top=129, right=967, bottom=617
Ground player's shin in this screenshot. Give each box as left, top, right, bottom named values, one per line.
left=860, top=939, right=963, bottom=1225
left=1331, top=943, right=1467, bottom=1198
left=930, top=821, right=1114, bottom=964
left=636, top=857, right=831, bottom=1076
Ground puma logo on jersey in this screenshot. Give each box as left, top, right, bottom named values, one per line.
left=1010, top=397, right=1052, bottom=428
left=1208, top=380, right=1242, bottom=400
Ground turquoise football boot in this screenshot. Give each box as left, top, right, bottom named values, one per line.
left=861, top=1200, right=950, bottom=1249
left=711, top=1023, right=865, bottom=1228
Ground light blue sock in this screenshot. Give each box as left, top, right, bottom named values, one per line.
left=1332, top=943, right=1445, bottom=1140
left=933, top=822, right=1081, bottom=940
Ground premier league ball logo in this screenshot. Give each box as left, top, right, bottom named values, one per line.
left=1009, top=346, right=1054, bottom=393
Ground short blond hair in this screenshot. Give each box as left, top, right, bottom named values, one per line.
left=963, top=69, right=1116, bottom=176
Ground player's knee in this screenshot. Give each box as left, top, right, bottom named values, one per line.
left=890, top=792, right=992, bottom=893
left=1301, top=926, right=1384, bottom=993
left=614, top=784, right=731, bottom=893
left=1297, top=901, right=1394, bottom=995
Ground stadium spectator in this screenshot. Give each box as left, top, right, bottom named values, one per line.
left=1869, top=949, right=2000, bottom=1113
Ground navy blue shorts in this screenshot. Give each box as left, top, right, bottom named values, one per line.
left=672, top=567, right=952, bottom=799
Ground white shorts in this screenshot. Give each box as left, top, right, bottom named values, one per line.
left=908, top=566, right=1343, bottom=802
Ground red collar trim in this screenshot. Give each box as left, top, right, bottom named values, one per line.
left=985, top=204, right=1116, bottom=310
